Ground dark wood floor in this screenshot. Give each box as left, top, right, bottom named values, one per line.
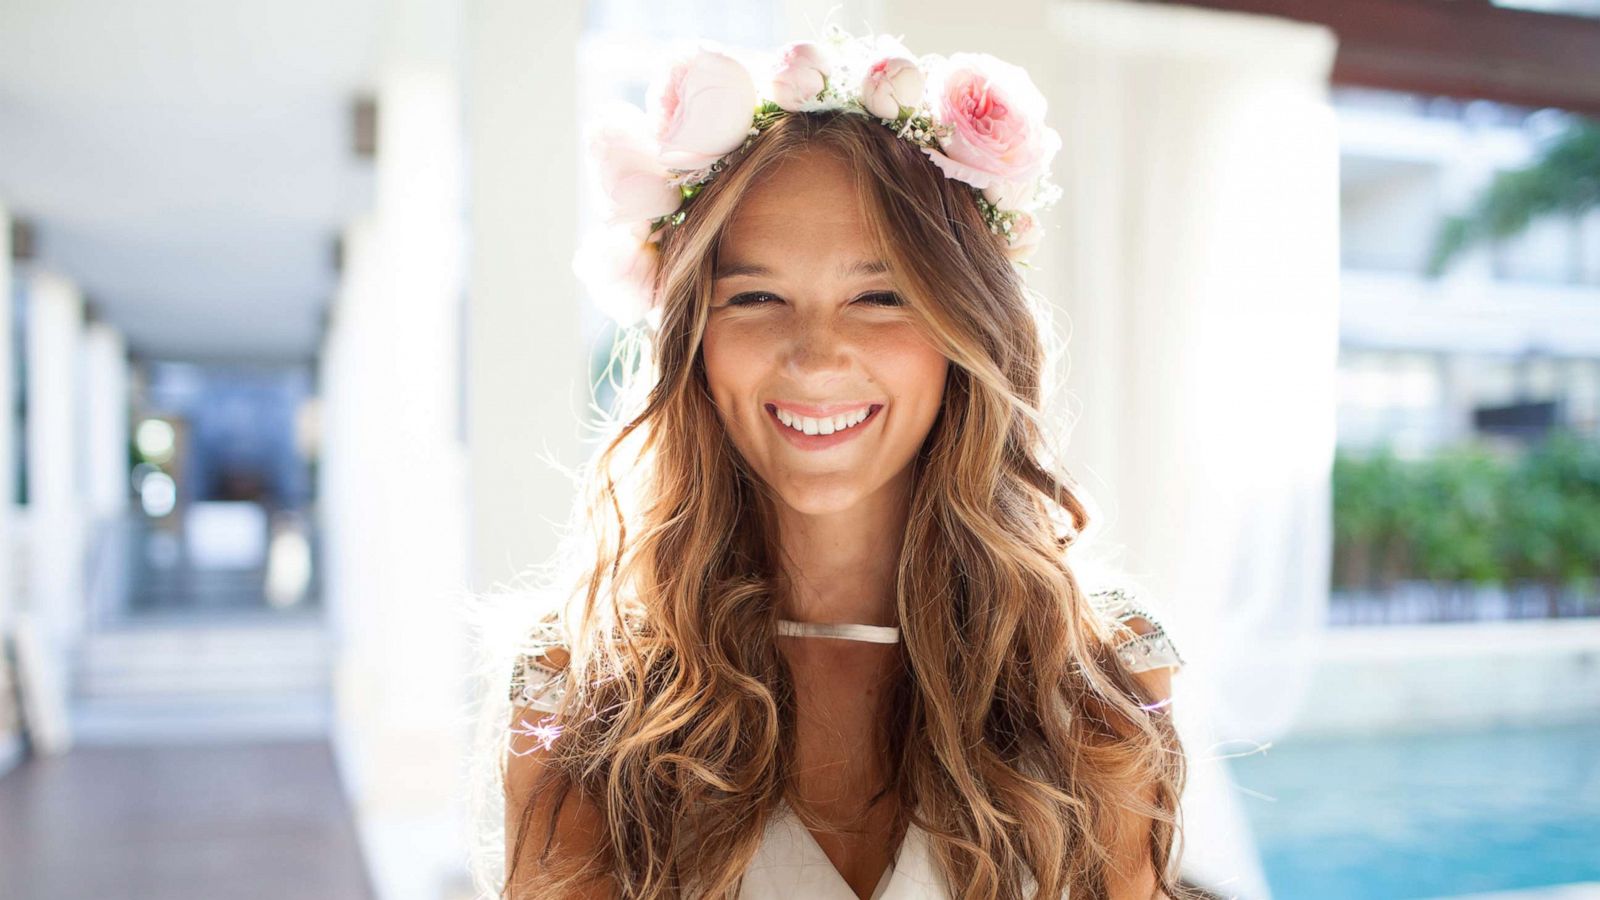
left=0, top=740, right=374, bottom=900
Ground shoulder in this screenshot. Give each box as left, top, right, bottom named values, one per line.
left=1087, top=590, right=1182, bottom=898
left=1088, top=587, right=1186, bottom=677
left=505, top=643, right=573, bottom=810
left=504, top=644, right=615, bottom=897
left=509, top=643, right=572, bottom=713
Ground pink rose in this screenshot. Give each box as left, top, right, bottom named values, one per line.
left=647, top=44, right=759, bottom=171
left=572, top=220, right=662, bottom=327
left=585, top=103, right=682, bottom=226
left=1001, top=211, right=1043, bottom=262
left=922, top=52, right=1061, bottom=210
left=770, top=41, right=832, bottom=112
left=858, top=42, right=924, bottom=120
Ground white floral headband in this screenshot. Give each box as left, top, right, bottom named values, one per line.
left=572, top=24, right=1064, bottom=329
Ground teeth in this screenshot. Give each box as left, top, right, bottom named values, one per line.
left=774, top=406, right=872, bottom=436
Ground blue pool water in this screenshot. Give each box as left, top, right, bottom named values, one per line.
left=1227, top=722, right=1600, bottom=899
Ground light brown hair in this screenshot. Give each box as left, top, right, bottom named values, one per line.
left=495, top=108, right=1189, bottom=899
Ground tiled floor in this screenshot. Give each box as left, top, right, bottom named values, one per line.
left=0, top=740, right=373, bottom=900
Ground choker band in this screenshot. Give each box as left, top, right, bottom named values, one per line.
left=776, top=618, right=901, bottom=644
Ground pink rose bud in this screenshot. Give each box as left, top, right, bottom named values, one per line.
left=859, top=49, right=924, bottom=120
left=921, top=52, right=1061, bottom=211
left=648, top=43, right=759, bottom=171
left=584, top=103, right=683, bottom=226
left=770, top=41, right=832, bottom=112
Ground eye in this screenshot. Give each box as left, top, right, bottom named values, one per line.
left=857, top=291, right=905, bottom=307
left=726, top=291, right=779, bottom=307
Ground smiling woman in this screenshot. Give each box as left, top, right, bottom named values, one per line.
left=494, top=28, right=1192, bottom=900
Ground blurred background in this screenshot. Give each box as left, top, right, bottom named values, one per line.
left=0, top=0, right=1596, bottom=898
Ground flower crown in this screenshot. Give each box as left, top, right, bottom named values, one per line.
left=573, top=24, right=1064, bottom=329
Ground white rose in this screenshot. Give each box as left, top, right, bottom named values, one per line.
left=572, top=220, right=662, bottom=327
left=647, top=43, right=759, bottom=171
left=585, top=102, right=682, bottom=225
left=770, top=41, right=832, bottom=112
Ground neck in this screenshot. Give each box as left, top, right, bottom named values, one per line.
left=770, top=467, right=912, bottom=628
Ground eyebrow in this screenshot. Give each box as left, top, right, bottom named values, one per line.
left=713, top=259, right=891, bottom=280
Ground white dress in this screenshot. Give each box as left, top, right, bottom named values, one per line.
left=508, top=588, right=1186, bottom=900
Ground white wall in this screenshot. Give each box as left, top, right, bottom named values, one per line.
left=1341, top=159, right=1442, bottom=272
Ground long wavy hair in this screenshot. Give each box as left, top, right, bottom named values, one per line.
left=485, top=108, right=1190, bottom=900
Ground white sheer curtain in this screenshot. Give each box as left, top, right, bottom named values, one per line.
left=1037, top=2, right=1340, bottom=896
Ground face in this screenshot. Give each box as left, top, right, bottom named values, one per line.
left=701, top=148, right=950, bottom=517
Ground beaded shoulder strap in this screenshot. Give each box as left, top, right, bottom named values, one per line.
left=1088, top=587, right=1187, bottom=674
left=507, top=611, right=580, bottom=714
left=508, top=642, right=571, bottom=714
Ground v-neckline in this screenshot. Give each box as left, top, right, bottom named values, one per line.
left=778, top=797, right=906, bottom=900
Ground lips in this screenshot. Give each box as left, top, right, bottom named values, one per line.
left=765, top=403, right=883, bottom=451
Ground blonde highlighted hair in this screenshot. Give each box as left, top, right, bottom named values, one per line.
left=476, top=108, right=1190, bottom=899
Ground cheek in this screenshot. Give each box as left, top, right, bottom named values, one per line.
left=877, top=331, right=949, bottom=415
left=700, top=326, right=760, bottom=420
left=700, top=327, right=733, bottom=392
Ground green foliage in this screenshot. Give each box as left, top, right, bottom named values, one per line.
left=1411, top=445, right=1505, bottom=582
left=1504, top=430, right=1600, bottom=582
left=1332, top=431, right=1600, bottom=589
left=1425, top=116, right=1600, bottom=278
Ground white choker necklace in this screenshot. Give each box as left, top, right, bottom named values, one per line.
left=776, top=618, right=901, bottom=644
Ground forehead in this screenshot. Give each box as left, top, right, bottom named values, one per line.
left=718, top=149, right=875, bottom=259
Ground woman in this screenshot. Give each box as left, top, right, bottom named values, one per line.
left=495, top=29, right=1190, bottom=900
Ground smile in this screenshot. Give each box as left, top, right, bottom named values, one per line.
left=765, top=403, right=883, bottom=451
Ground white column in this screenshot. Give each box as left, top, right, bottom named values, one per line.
left=24, top=272, right=87, bottom=648
left=464, top=0, right=587, bottom=594
left=885, top=2, right=1339, bottom=896
left=21, top=269, right=87, bottom=753
left=0, top=204, right=13, bottom=637
left=0, top=202, right=18, bottom=772
left=1062, top=4, right=1337, bottom=896
left=322, top=1, right=472, bottom=897
left=82, top=321, right=129, bottom=520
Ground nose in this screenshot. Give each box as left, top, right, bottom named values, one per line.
left=784, top=309, right=851, bottom=379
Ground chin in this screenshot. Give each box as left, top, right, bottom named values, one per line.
left=774, top=482, right=870, bottom=517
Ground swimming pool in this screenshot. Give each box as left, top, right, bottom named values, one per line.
left=1226, top=722, right=1600, bottom=899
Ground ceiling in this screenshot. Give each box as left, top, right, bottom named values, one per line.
left=0, top=0, right=383, bottom=363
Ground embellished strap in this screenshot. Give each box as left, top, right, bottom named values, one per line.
left=508, top=650, right=570, bottom=714
left=1088, top=588, right=1187, bottom=674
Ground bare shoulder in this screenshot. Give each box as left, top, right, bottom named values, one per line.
left=1088, top=598, right=1181, bottom=900
left=504, top=646, right=614, bottom=899
left=1118, top=614, right=1176, bottom=708
left=1089, top=588, right=1187, bottom=682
